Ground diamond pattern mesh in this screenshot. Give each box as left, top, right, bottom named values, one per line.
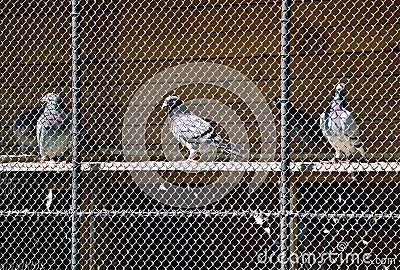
left=0, top=0, right=399, bottom=269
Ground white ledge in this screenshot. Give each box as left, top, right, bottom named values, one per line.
left=0, top=162, right=398, bottom=172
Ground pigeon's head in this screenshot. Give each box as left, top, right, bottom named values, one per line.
left=332, top=83, right=347, bottom=100
left=162, top=96, right=184, bottom=111
left=41, top=93, right=62, bottom=107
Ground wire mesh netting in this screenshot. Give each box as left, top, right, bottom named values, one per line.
left=0, top=0, right=399, bottom=269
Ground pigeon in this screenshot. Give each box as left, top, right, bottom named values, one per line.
left=13, top=107, right=44, bottom=154
left=320, top=83, right=365, bottom=163
left=162, top=96, right=243, bottom=161
left=36, top=93, right=72, bottom=162
left=271, top=97, right=326, bottom=150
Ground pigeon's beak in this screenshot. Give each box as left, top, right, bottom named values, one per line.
left=334, top=90, right=347, bottom=100
left=334, top=84, right=346, bottom=99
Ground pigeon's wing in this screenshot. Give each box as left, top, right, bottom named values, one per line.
left=326, top=110, right=360, bottom=140
left=37, top=110, right=71, bottom=158
left=36, top=116, right=46, bottom=149
left=170, top=112, right=244, bottom=158
left=38, top=110, right=65, bottom=132
left=322, top=110, right=347, bottom=138
left=320, top=112, right=330, bottom=139
left=342, top=110, right=361, bottom=142
left=320, top=110, right=344, bottom=144
left=171, top=114, right=212, bottom=143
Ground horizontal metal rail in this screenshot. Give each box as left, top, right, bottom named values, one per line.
left=0, top=162, right=399, bottom=172
left=0, top=210, right=399, bottom=220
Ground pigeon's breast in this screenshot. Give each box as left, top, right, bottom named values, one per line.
left=170, top=113, right=185, bottom=124
left=39, top=110, right=65, bottom=128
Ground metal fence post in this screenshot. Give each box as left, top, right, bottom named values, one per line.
left=71, top=0, right=82, bottom=269
left=280, top=0, right=292, bottom=269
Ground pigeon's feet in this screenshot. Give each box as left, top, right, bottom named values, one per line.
left=187, top=153, right=200, bottom=162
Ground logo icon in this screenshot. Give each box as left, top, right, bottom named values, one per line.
left=122, top=62, right=276, bottom=208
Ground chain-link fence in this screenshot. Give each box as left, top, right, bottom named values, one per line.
left=0, top=0, right=399, bottom=269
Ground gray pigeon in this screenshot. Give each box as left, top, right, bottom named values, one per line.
left=320, top=83, right=365, bottom=162
left=13, top=107, right=44, bottom=154
left=162, top=96, right=243, bottom=161
left=272, top=97, right=326, bottom=150
left=36, top=93, right=71, bottom=162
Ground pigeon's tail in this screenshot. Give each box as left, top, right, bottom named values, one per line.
left=353, top=140, right=365, bottom=155
left=348, top=141, right=366, bottom=181
left=218, top=140, right=245, bottom=158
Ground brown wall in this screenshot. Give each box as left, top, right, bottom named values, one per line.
left=1, top=0, right=399, bottom=161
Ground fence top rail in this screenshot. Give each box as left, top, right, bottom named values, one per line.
left=0, top=210, right=399, bottom=220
